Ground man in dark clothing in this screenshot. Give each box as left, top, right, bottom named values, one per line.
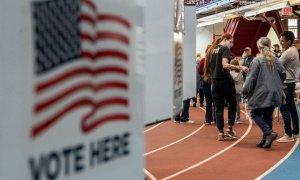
left=241, top=47, right=254, bottom=81
left=193, top=54, right=204, bottom=107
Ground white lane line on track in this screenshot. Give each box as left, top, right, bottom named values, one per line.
left=199, top=106, right=206, bottom=112
left=144, top=122, right=164, bottom=133
left=144, top=168, right=157, bottom=180
left=255, top=140, right=300, bottom=180
left=144, top=105, right=207, bottom=179
left=144, top=124, right=206, bottom=156
left=161, top=110, right=252, bottom=180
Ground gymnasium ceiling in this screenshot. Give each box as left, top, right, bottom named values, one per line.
left=196, top=0, right=300, bottom=20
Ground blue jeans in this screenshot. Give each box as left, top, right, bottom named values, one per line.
left=192, top=88, right=204, bottom=105
left=280, top=82, right=299, bottom=136
left=251, top=107, right=275, bottom=136
left=203, top=81, right=215, bottom=123
left=175, top=98, right=190, bottom=122
left=235, top=94, right=241, bottom=121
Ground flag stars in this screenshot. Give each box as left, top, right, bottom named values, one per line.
left=33, top=0, right=81, bottom=74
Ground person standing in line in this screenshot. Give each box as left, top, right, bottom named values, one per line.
left=199, top=45, right=219, bottom=124
left=193, top=53, right=204, bottom=107
left=230, top=59, right=244, bottom=124
left=174, top=98, right=194, bottom=124
left=273, top=44, right=282, bottom=58
left=243, top=37, right=286, bottom=148
left=276, top=31, right=300, bottom=142
left=241, top=47, right=254, bottom=81
left=205, top=33, right=248, bottom=141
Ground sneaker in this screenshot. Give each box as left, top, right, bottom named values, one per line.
left=218, top=133, right=227, bottom=141
left=276, top=134, right=294, bottom=143
left=205, top=122, right=211, bottom=125
left=235, top=120, right=241, bottom=124
left=263, top=132, right=278, bottom=148
left=174, top=120, right=180, bottom=123
left=226, top=128, right=237, bottom=139
left=293, top=133, right=300, bottom=139
left=180, top=120, right=194, bottom=124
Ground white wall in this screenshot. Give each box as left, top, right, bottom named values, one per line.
left=143, top=0, right=173, bottom=124
left=267, top=27, right=280, bottom=48
left=196, top=22, right=224, bottom=57
left=182, top=6, right=196, bottom=100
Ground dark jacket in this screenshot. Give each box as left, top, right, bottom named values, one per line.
left=242, top=55, right=254, bottom=80
left=242, top=56, right=286, bottom=109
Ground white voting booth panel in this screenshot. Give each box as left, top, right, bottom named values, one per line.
left=143, top=0, right=174, bottom=124
left=143, top=1, right=196, bottom=124
left=183, top=5, right=196, bottom=100
left=0, top=0, right=144, bottom=180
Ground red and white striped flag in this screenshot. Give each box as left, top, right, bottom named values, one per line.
left=31, top=0, right=131, bottom=139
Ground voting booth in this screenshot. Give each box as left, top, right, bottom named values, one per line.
left=0, top=0, right=144, bottom=179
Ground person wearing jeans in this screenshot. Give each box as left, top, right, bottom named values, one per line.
left=243, top=37, right=286, bottom=148
left=276, top=31, right=300, bottom=142
left=174, top=98, right=194, bottom=123
left=202, top=80, right=215, bottom=124
left=230, top=59, right=244, bottom=124
left=250, top=107, right=276, bottom=148
left=279, top=83, right=299, bottom=141
left=198, top=57, right=215, bottom=124
left=193, top=55, right=204, bottom=107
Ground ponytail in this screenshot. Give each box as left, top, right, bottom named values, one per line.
left=204, top=33, right=233, bottom=81
left=257, top=37, right=275, bottom=72
left=204, top=38, right=221, bottom=81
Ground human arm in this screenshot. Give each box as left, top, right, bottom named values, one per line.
left=242, top=59, right=259, bottom=98
left=222, top=47, right=248, bottom=72
left=279, top=48, right=289, bottom=65
left=222, top=58, right=248, bottom=72
left=276, top=59, right=286, bottom=82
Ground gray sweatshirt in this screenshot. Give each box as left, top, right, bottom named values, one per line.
left=230, top=71, right=243, bottom=95
left=279, top=46, right=299, bottom=83
left=243, top=56, right=286, bottom=109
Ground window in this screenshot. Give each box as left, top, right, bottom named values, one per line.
left=288, top=19, right=298, bottom=40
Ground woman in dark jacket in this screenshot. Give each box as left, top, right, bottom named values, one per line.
left=243, top=37, right=286, bottom=148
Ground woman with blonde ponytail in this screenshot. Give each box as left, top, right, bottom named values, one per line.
left=243, top=37, right=286, bottom=149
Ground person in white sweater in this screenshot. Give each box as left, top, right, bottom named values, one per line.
left=277, top=31, right=300, bottom=142
left=230, top=59, right=244, bottom=124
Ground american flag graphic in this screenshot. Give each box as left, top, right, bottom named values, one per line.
left=31, top=0, right=131, bottom=138
left=174, top=42, right=183, bottom=86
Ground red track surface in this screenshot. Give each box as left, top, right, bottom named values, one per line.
left=145, top=103, right=295, bottom=180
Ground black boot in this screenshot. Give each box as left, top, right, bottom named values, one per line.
left=263, top=132, right=278, bottom=148
left=256, top=139, right=266, bottom=148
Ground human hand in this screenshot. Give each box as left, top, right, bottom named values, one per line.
left=240, top=66, right=248, bottom=72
